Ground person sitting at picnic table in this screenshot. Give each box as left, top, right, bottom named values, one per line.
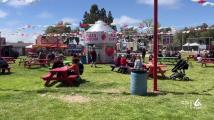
left=38, top=50, right=46, bottom=59
left=119, top=55, right=129, bottom=73
left=134, top=55, right=143, bottom=69
left=149, top=54, right=153, bottom=62
left=197, top=54, right=202, bottom=62
left=47, top=51, right=55, bottom=62
left=120, top=55, right=127, bottom=66
left=158, top=50, right=163, bottom=57
left=52, top=56, right=64, bottom=69
left=68, top=57, right=80, bottom=75
left=0, top=57, right=9, bottom=74
left=111, top=55, right=121, bottom=71
left=72, top=54, right=84, bottom=75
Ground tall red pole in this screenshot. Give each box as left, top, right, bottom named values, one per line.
left=153, top=0, right=158, bottom=91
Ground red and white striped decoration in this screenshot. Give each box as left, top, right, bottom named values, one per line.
left=192, top=0, right=214, bottom=7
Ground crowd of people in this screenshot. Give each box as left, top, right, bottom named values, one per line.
left=158, top=48, right=181, bottom=58
left=112, top=53, right=147, bottom=73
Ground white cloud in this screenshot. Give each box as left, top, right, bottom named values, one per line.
left=0, top=10, right=8, bottom=18
left=37, top=12, right=53, bottom=19
left=61, top=18, right=79, bottom=27
left=137, top=0, right=180, bottom=6
left=113, top=15, right=141, bottom=27
left=1, top=0, right=40, bottom=7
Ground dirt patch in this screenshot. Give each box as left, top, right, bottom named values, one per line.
left=40, top=94, right=90, bottom=103
left=102, top=89, right=123, bottom=94
left=58, top=95, right=90, bottom=103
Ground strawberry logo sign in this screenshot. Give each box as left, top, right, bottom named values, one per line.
left=101, top=33, right=106, bottom=41
left=105, top=47, right=114, bottom=56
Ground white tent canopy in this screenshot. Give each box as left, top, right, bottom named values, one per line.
left=183, top=43, right=190, bottom=46
left=26, top=44, right=33, bottom=48
left=190, top=42, right=200, bottom=46
left=86, top=21, right=114, bottom=32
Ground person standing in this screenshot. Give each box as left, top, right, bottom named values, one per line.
left=141, top=47, right=146, bottom=62
left=90, top=48, right=97, bottom=67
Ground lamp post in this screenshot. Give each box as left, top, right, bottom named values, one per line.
left=182, top=30, right=190, bottom=51
left=153, top=0, right=158, bottom=92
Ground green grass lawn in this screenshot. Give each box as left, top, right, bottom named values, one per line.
left=0, top=60, right=213, bottom=120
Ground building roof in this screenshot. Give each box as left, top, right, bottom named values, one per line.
left=6, top=42, right=34, bottom=47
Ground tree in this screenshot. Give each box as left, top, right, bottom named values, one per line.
left=82, top=4, right=114, bottom=25
left=107, top=11, right=114, bottom=24
left=99, top=8, right=107, bottom=22
left=140, top=19, right=161, bottom=34
left=45, top=21, right=71, bottom=34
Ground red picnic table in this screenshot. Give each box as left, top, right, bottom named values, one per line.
left=42, top=66, right=79, bottom=87
left=2, top=57, right=16, bottom=64
left=201, top=58, right=214, bottom=67
left=146, top=63, right=168, bottom=78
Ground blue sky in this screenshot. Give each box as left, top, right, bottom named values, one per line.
left=0, top=0, right=214, bottom=42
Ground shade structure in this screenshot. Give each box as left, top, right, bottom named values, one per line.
left=183, top=43, right=190, bottom=46
left=86, top=21, right=115, bottom=32
left=190, top=42, right=200, bottom=46
left=33, top=44, right=67, bottom=48
left=84, top=20, right=117, bottom=63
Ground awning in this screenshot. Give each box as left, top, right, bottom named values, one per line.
left=33, top=44, right=67, bottom=48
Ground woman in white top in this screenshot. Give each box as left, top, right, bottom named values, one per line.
left=134, top=55, right=143, bottom=70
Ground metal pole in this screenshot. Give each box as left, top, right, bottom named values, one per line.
left=153, top=0, right=158, bottom=91
left=182, top=33, right=184, bottom=50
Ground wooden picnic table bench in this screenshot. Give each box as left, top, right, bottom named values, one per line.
left=24, top=58, right=49, bottom=68
left=0, top=66, right=11, bottom=74
left=187, top=55, right=196, bottom=61
left=158, top=57, right=179, bottom=65
left=2, top=57, right=16, bottom=64
left=146, top=63, right=168, bottom=78
left=201, top=58, right=214, bottom=67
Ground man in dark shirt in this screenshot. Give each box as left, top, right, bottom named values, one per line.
left=0, top=58, right=9, bottom=74
left=141, top=47, right=146, bottom=62
left=90, top=48, right=97, bottom=67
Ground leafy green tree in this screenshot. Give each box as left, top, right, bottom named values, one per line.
left=107, top=11, right=114, bottom=24
left=45, top=21, right=71, bottom=34
left=81, top=4, right=114, bottom=25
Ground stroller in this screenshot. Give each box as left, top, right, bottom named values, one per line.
left=170, top=59, right=190, bottom=80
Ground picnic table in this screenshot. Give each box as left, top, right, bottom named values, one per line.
left=42, top=66, right=79, bottom=87
left=187, top=55, right=196, bottom=61
left=2, top=57, right=16, bottom=64
left=0, top=66, right=11, bottom=74
left=24, top=58, right=49, bottom=68
left=127, top=60, right=134, bottom=67
left=158, top=57, right=179, bottom=65
left=201, top=58, right=214, bottom=67
left=146, top=63, right=167, bottom=78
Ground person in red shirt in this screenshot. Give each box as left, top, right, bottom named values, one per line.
left=120, top=55, right=127, bottom=66
left=68, top=57, right=80, bottom=75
